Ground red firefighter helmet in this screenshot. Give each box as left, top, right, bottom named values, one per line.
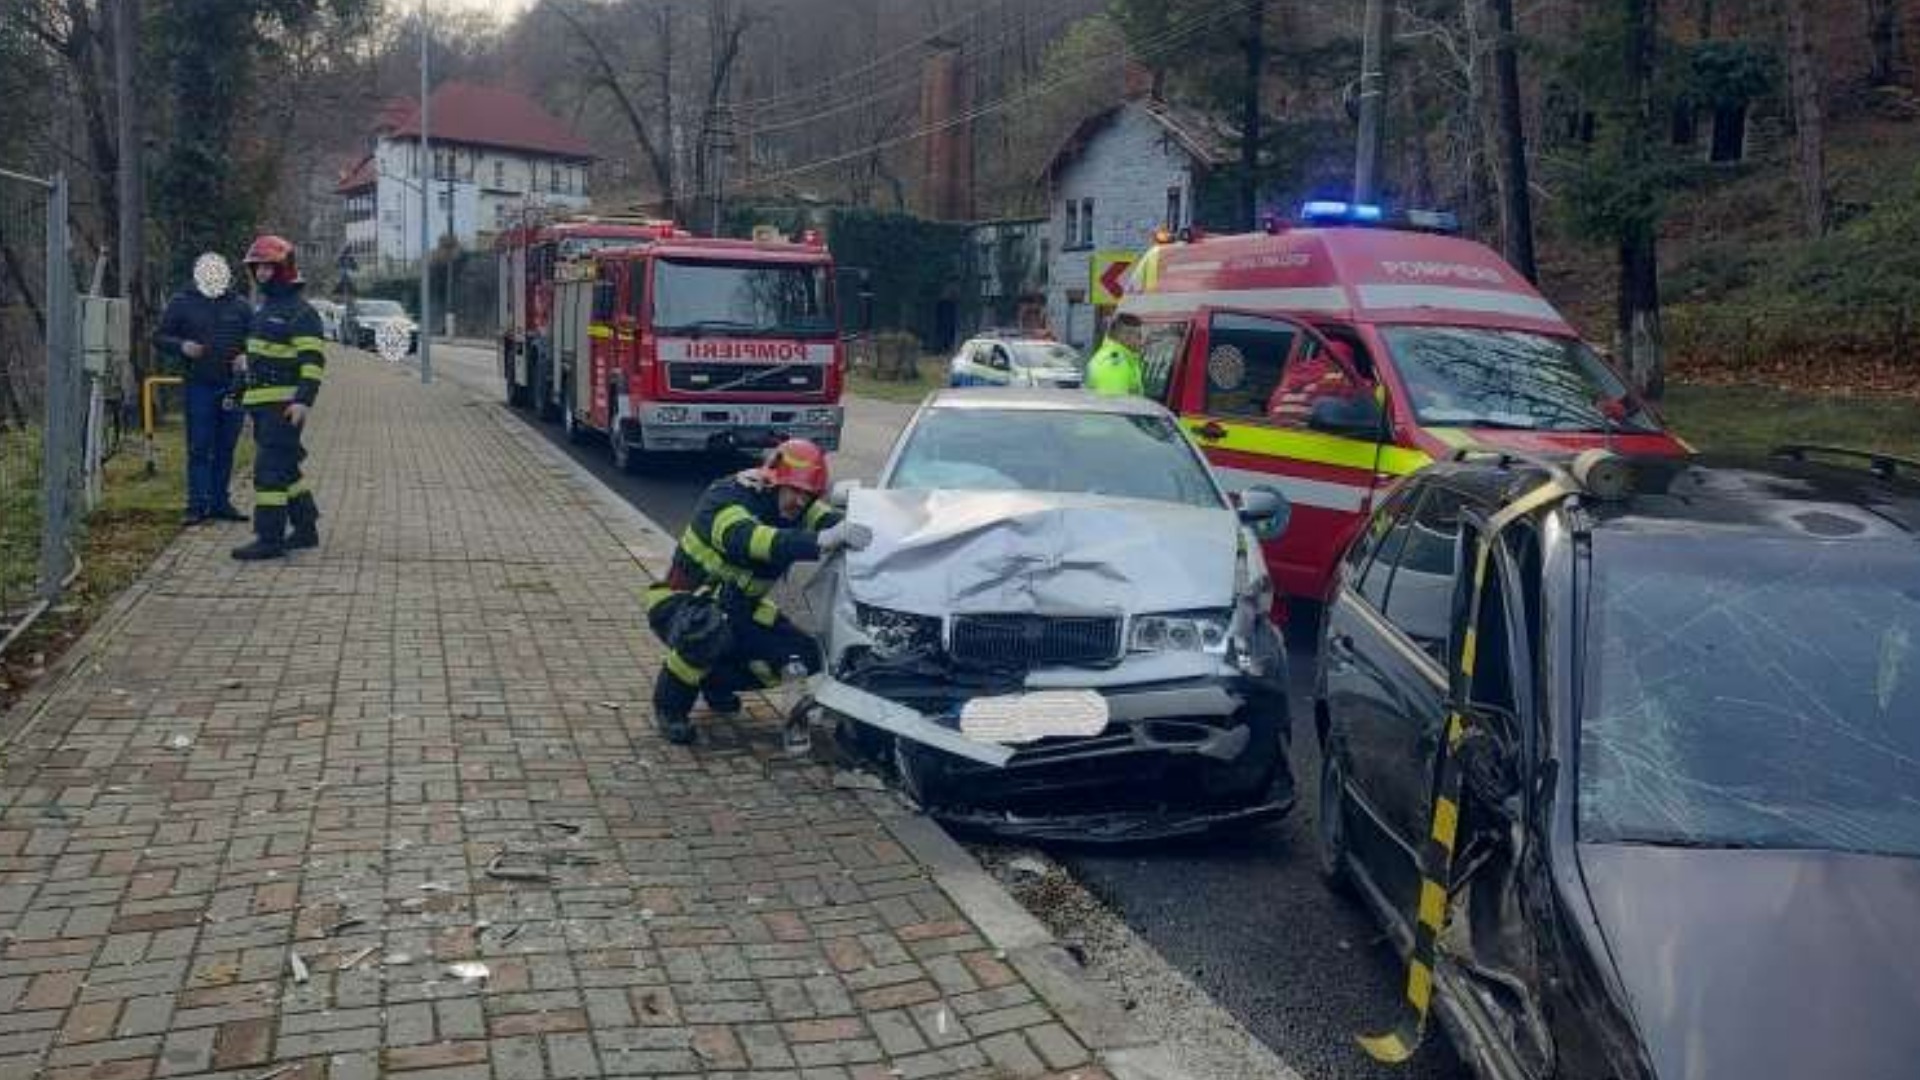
left=242, top=234, right=301, bottom=285
left=764, top=439, right=829, bottom=497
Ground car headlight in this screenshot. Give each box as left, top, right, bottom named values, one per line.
left=1130, top=611, right=1232, bottom=654
left=655, top=406, right=689, bottom=423
left=804, top=407, right=838, bottom=425
left=854, top=603, right=942, bottom=656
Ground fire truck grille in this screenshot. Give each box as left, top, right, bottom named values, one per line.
left=667, top=363, right=825, bottom=394
left=950, top=615, right=1122, bottom=668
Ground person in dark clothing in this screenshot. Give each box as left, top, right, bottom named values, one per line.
left=643, top=439, right=871, bottom=745
left=231, top=234, right=327, bottom=562
left=153, top=253, right=252, bottom=524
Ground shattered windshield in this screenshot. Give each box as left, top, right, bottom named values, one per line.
left=1579, top=535, right=1920, bottom=857
left=1382, top=326, right=1661, bottom=433
left=887, top=408, right=1224, bottom=510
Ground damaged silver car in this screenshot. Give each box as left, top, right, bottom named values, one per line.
left=803, top=389, right=1296, bottom=842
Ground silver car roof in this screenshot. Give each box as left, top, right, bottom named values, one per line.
left=922, top=388, right=1168, bottom=417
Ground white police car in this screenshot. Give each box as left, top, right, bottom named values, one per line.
left=947, top=336, right=1083, bottom=389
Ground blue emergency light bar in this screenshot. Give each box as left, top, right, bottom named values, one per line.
left=1295, top=201, right=1461, bottom=235
left=1300, top=200, right=1383, bottom=223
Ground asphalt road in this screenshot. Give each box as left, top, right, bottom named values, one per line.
left=421, top=340, right=1469, bottom=1080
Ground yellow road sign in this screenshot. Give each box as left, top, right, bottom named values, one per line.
left=1090, top=250, right=1137, bottom=307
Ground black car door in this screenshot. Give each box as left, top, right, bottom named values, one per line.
left=1327, top=483, right=1468, bottom=909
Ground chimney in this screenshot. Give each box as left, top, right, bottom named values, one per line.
left=919, top=42, right=975, bottom=221
left=1123, top=60, right=1158, bottom=101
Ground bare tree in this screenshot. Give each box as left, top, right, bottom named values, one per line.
left=1781, top=0, right=1826, bottom=236
left=545, top=0, right=678, bottom=217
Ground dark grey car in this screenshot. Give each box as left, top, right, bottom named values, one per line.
left=1314, top=447, right=1920, bottom=1080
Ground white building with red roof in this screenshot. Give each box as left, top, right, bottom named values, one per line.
left=338, top=82, right=595, bottom=275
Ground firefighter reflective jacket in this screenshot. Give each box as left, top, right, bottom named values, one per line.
left=658, top=473, right=844, bottom=617
left=242, top=283, right=326, bottom=408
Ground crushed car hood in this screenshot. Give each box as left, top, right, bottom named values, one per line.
left=1579, top=843, right=1920, bottom=1080
left=844, top=489, right=1238, bottom=616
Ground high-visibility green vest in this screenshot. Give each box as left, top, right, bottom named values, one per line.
left=1085, top=338, right=1144, bottom=396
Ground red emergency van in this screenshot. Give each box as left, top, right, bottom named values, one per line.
left=1116, top=207, right=1689, bottom=602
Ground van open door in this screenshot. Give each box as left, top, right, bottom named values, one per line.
left=1176, top=307, right=1390, bottom=602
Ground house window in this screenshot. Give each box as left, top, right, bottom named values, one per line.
left=550, top=166, right=561, bottom=193
left=494, top=160, right=505, bottom=188
left=1080, top=198, right=1096, bottom=247
left=1065, top=201, right=1080, bottom=250
left=1166, top=187, right=1184, bottom=231
left=1709, top=103, right=1748, bottom=163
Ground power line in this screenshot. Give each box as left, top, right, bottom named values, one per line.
left=699, top=1, right=1252, bottom=202
left=731, top=0, right=1026, bottom=114
left=750, top=5, right=1085, bottom=136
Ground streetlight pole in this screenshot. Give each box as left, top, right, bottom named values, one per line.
left=418, top=2, right=433, bottom=385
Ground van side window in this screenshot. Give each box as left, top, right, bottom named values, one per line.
left=1204, top=313, right=1297, bottom=419
left=1268, top=337, right=1369, bottom=431
left=1140, top=321, right=1188, bottom=404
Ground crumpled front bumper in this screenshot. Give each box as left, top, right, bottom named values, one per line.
left=813, top=648, right=1294, bottom=843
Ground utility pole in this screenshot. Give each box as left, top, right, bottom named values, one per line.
left=445, top=172, right=455, bottom=336
left=1353, top=0, right=1394, bottom=203
left=1239, top=0, right=1266, bottom=230
left=115, top=0, right=144, bottom=361
left=418, top=3, right=433, bottom=385
left=1488, top=0, right=1536, bottom=280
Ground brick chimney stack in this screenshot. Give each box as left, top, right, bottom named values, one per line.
left=919, top=41, right=975, bottom=221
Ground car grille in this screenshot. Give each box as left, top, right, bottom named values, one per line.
left=668, top=363, right=824, bottom=394
left=950, top=615, right=1122, bottom=668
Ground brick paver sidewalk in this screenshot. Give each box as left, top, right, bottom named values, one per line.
left=0, top=353, right=1118, bottom=1080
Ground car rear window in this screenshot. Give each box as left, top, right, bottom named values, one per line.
left=1580, top=534, right=1920, bottom=858
left=888, top=408, right=1224, bottom=510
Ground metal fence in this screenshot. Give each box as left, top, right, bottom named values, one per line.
left=0, top=166, right=84, bottom=652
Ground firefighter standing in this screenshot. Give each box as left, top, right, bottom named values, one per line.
left=153, top=253, right=252, bottom=525
left=644, top=439, right=871, bottom=745
left=1085, top=313, right=1146, bottom=396
left=231, top=235, right=327, bottom=562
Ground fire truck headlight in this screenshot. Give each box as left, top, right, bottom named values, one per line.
left=655, top=406, right=690, bottom=424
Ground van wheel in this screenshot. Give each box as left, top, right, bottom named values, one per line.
left=1316, top=732, right=1357, bottom=897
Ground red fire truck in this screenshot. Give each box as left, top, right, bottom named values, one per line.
left=497, top=217, right=673, bottom=418
left=544, top=230, right=847, bottom=471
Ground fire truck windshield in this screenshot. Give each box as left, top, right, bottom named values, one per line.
left=653, top=260, right=833, bottom=338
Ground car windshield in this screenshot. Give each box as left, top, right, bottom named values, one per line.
left=357, top=301, right=404, bottom=317
left=888, top=407, right=1224, bottom=510
left=1381, top=326, right=1661, bottom=433
left=653, top=259, right=833, bottom=336
left=1580, top=534, right=1920, bottom=858
left=1009, top=342, right=1080, bottom=370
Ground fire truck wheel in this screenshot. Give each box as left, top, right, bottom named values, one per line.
left=534, top=353, right=559, bottom=423
left=563, top=400, right=585, bottom=445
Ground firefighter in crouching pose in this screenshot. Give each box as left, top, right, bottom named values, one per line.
left=644, top=439, right=871, bottom=745
left=231, top=235, right=326, bottom=561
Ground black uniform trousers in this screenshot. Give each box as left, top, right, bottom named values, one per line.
left=645, top=586, right=823, bottom=716
left=249, top=405, right=318, bottom=543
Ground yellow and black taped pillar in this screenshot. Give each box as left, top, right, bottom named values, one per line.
left=1358, top=478, right=1570, bottom=1064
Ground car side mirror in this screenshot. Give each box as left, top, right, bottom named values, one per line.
left=829, top=478, right=864, bottom=510
left=1308, top=394, right=1385, bottom=438
left=1235, top=484, right=1291, bottom=541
